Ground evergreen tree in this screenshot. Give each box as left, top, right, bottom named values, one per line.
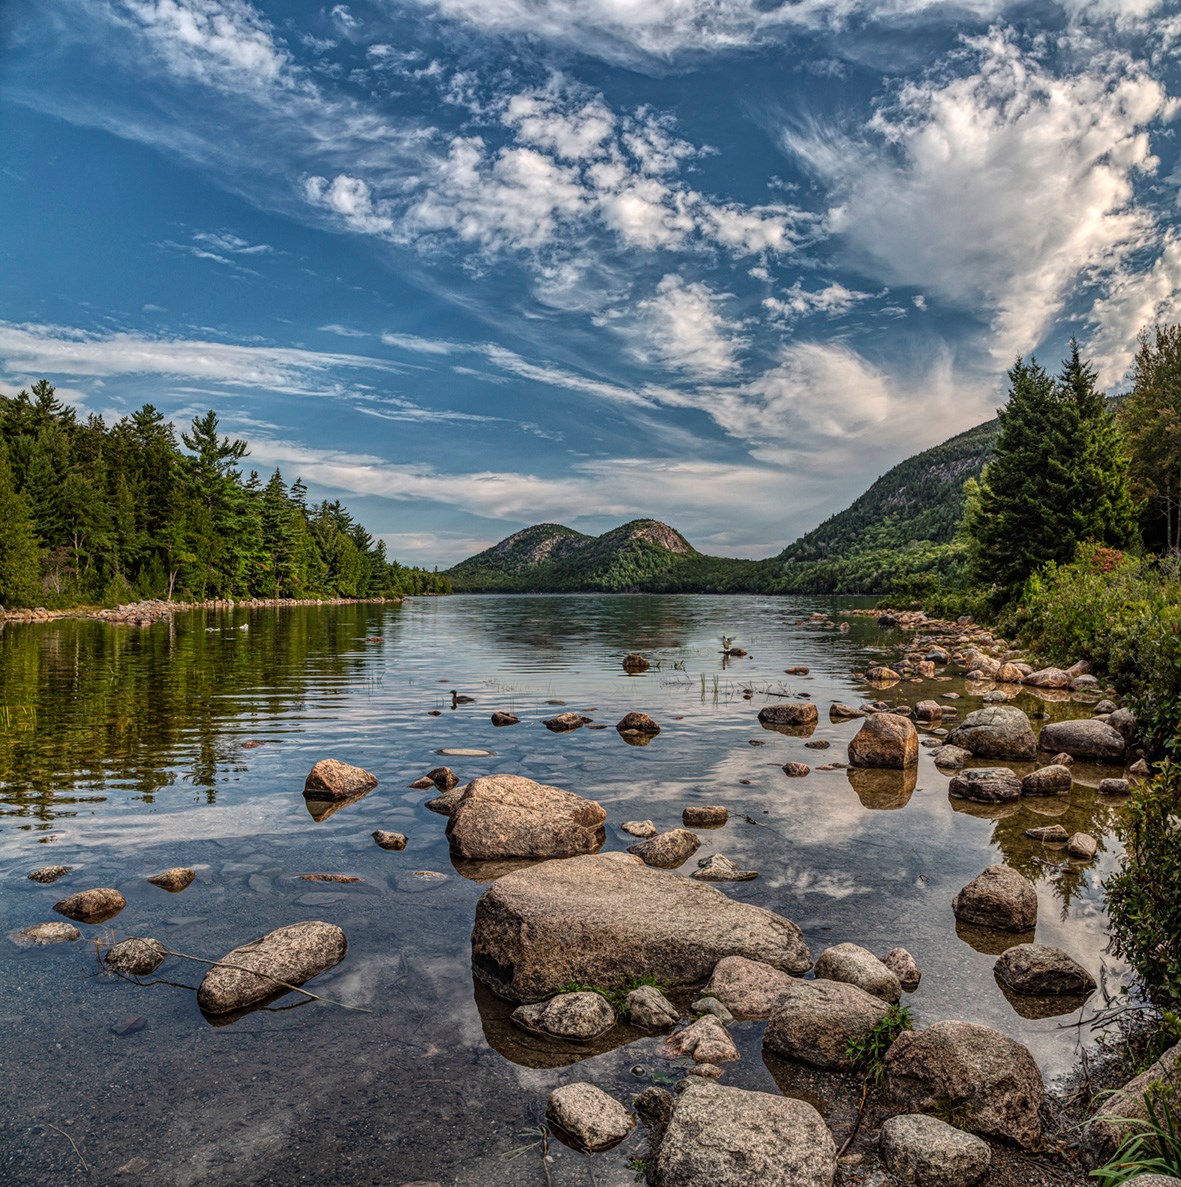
left=1121, top=324, right=1181, bottom=552
left=0, top=442, right=43, bottom=607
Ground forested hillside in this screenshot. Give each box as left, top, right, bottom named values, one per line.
left=0, top=381, right=449, bottom=608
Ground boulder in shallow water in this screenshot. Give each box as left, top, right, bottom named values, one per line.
left=53, top=887, right=126, bottom=923
left=303, top=758, right=378, bottom=800
left=692, top=854, right=757, bottom=882
left=945, top=706, right=1037, bottom=761
left=547, top=1083, right=635, bottom=1151
left=445, top=774, right=606, bottom=861
left=682, top=804, right=727, bottom=827
left=543, top=712, right=593, bottom=732
left=949, top=767, right=1022, bottom=803
left=621, top=819, right=656, bottom=838
left=704, top=955, right=797, bottom=1019
left=762, top=978, right=890, bottom=1070
left=105, top=937, right=166, bottom=975
left=490, top=712, right=520, bottom=727
left=27, top=866, right=72, bottom=884
left=880, top=947, right=922, bottom=993
left=617, top=711, right=661, bottom=736
left=994, top=943, right=1095, bottom=996
left=664, top=1014, right=739, bottom=1064
left=147, top=867, right=195, bottom=892
left=1037, top=718, right=1126, bottom=762
left=196, top=920, right=347, bottom=1015
left=758, top=702, right=818, bottom=728
left=471, top=852, right=812, bottom=1002
left=651, top=1079, right=835, bottom=1187
left=372, top=830, right=407, bottom=849
left=952, top=865, right=1037, bottom=932
left=879, top=1113, right=991, bottom=1187
left=1021, top=765, right=1072, bottom=796
left=847, top=713, right=919, bottom=769
left=511, top=991, right=615, bottom=1041
left=814, top=942, right=902, bottom=1003
left=628, top=828, right=700, bottom=868
left=885, top=1020, right=1044, bottom=1148
left=11, top=921, right=80, bottom=946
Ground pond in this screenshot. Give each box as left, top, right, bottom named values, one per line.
left=0, top=595, right=1125, bottom=1185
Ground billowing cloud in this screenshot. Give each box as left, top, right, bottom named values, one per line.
left=786, top=28, right=1173, bottom=361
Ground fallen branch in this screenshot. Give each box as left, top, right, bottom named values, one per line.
left=834, top=1080, right=870, bottom=1161
left=45, top=1123, right=89, bottom=1173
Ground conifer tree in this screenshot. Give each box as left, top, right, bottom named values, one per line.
left=0, top=442, right=43, bottom=607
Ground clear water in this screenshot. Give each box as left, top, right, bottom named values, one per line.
left=0, top=596, right=1125, bottom=1185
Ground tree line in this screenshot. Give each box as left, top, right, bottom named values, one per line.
left=0, top=382, right=450, bottom=608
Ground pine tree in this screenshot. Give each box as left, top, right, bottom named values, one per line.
left=0, top=442, right=43, bottom=607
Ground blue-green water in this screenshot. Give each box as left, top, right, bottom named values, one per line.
left=0, top=596, right=1124, bottom=1185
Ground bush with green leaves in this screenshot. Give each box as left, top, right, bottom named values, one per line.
left=1105, top=761, right=1181, bottom=1012
left=844, top=1004, right=913, bottom=1084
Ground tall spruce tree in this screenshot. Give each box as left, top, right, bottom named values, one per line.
left=968, top=346, right=1136, bottom=596
left=0, top=441, right=43, bottom=607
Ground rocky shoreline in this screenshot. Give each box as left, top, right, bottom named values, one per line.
left=0, top=595, right=401, bottom=627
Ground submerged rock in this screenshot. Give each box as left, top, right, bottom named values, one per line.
left=303, top=759, right=378, bottom=800
left=445, top=774, right=606, bottom=861
left=53, top=887, right=126, bottom=923
left=763, top=978, right=890, bottom=1070
left=885, top=1020, right=1044, bottom=1148
left=470, top=852, right=812, bottom=1002
left=781, top=761, right=811, bottom=777
left=620, top=819, right=657, bottom=838
left=543, top=712, right=593, bottom=732
left=11, top=921, right=81, bottom=946
left=651, top=1079, right=835, bottom=1187
left=692, top=854, right=757, bottom=882
left=196, top=920, right=347, bottom=1015
left=547, top=1083, right=635, bottom=1151
left=372, top=830, right=408, bottom=850
left=27, top=866, right=72, bottom=884
left=512, top=991, right=615, bottom=1041
left=1025, top=824, right=1069, bottom=843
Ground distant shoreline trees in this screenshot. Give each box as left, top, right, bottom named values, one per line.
left=0, top=383, right=449, bottom=608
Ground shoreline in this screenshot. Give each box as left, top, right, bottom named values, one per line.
left=0, top=595, right=404, bottom=627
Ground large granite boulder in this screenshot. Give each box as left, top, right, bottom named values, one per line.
left=948, top=767, right=1022, bottom=803
left=197, top=921, right=347, bottom=1014
left=651, top=1079, right=835, bottom=1187
left=952, top=865, right=1037, bottom=932
left=1086, top=1044, right=1181, bottom=1162
left=445, top=774, right=606, bottom=860
left=471, top=852, right=812, bottom=1002
left=303, top=759, right=378, bottom=800
left=879, top=1113, right=991, bottom=1186
left=704, top=955, right=798, bottom=1020
left=945, top=706, right=1036, bottom=761
left=848, top=713, right=919, bottom=769
left=547, top=1084, right=634, bottom=1151
left=1037, top=718, right=1126, bottom=762
left=762, top=978, right=890, bottom=1070
left=1021, top=765, right=1073, bottom=795
left=1023, top=667, right=1072, bottom=689
left=885, top=1020, right=1044, bottom=1148
left=994, top=944, right=1096, bottom=996
left=814, top=942, right=902, bottom=1003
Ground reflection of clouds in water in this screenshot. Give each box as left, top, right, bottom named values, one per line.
left=763, top=865, right=865, bottom=901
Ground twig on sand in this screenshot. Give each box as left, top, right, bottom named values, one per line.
left=44, top=1123, right=89, bottom=1173
left=540, top=1124, right=554, bottom=1187
left=835, top=1081, right=870, bottom=1160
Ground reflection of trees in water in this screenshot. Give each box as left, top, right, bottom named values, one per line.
left=0, top=604, right=394, bottom=818
left=949, top=786, right=1122, bottom=913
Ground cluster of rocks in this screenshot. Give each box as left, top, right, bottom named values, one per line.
left=2, top=595, right=398, bottom=627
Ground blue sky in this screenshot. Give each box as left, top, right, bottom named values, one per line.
left=3, top=0, right=1180, bottom=566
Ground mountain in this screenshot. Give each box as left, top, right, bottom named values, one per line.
left=446, top=418, right=1001, bottom=595
left=447, top=518, right=755, bottom=592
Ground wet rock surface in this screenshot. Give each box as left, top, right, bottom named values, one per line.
left=302, top=758, right=378, bottom=800
left=627, top=827, right=700, bottom=868
left=616, top=711, right=661, bottom=736
left=196, top=920, right=347, bottom=1015
left=994, top=944, right=1096, bottom=996
left=546, top=1083, right=634, bottom=1151
left=757, top=702, right=818, bottom=728
left=543, top=712, right=593, bottom=732
left=945, top=705, right=1037, bottom=761
left=147, top=867, right=195, bottom=892
left=682, top=804, right=727, bottom=827
left=105, top=937, right=167, bottom=975
left=470, top=852, right=812, bottom=1002
left=26, top=865, right=72, bottom=884
left=53, top=887, right=127, bottom=922
left=11, top=921, right=81, bottom=946
left=953, top=865, right=1037, bottom=932
left=1037, top=718, right=1126, bottom=762
left=372, top=830, right=408, bottom=849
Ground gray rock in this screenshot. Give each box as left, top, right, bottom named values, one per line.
left=686, top=1062, right=724, bottom=1080
left=763, top=978, right=889, bottom=1070
left=1023, top=667, right=1072, bottom=689
left=303, top=758, right=378, bottom=800
left=1021, top=765, right=1072, bottom=795
left=105, top=938, right=166, bottom=975
left=705, top=955, right=798, bottom=1019
left=11, top=921, right=81, bottom=946
left=546, top=1083, right=635, bottom=1151
left=26, top=866, right=72, bottom=884
left=470, top=852, right=812, bottom=1002
left=664, top=1014, right=740, bottom=1064
left=932, top=745, right=973, bottom=770
left=1098, top=778, right=1131, bottom=796
left=690, top=996, right=734, bottom=1025
left=1130, top=758, right=1150, bottom=776
left=879, top=1113, right=991, bottom=1186
left=1051, top=752, right=1075, bottom=766
left=1087, top=1044, right=1181, bottom=1161
left=1122, top=1177, right=1181, bottom=1187
left=946, top=706, right=1037, bottom=761
left=949, top=767, right=1022, bottom=803
left=952, top=865, right=1037, bottom=932
left=1067, top=832, right=1098, bottom=860
left=628, top=828, right=700, bottom=869
left=1107, top=706, right=1138, bottom=744
left=53, top=887, right=126, bottom=923
left=1093, top=699, right=1118, bottom=715
left=372, top=830, right=408, bottom=849
left=692, top=854, right=758, bottom=882
left=627, top=985, right=679, bottom=1029
left=1025, top=824, right=1069, bottom=842
left=885, top=1020, right=1044, bottom=1147
left=994, top=944, right=1096, bottom=996
left=829, top=703, right=867, bottom=720
left=915, top=700, right=943, bottom=721
left=543, top=712, right=593, bottom=731
left=814, top=942, right=902, bottom=1003
left=981, top=690, right=1009, bottom=704
left=147, top=867, right=195, bottom=892
left=848, top=712, right=919, bottom=769
left=512, top=991, right=615, bottom=1041
left=196, top=920, right=347, bottom=1014
left=781, top=761, right=811, bottom=777
left=683, top=805, right=727, bottom=827
left=621, top=819, right=657, bottom=838
left=445, top=774, right=607, bottom=860
left=651, top=1079, right=835, bottom=1187
left=758, top=702, right=819, bottom=727
left=1037, top=718, right=1126, bottom=762
left=881, top=947, right=922, bottom=993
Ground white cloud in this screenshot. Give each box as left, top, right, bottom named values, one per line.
left=763, top=279, right=872, bottom=323
left=381, top=332, right=466, bottom=355
left=320, top=323, right=369, bottom=338
left=604, top=274, right=748, bottom=379
left=192, top=229, right=272, bottom=254
left=785, top=28, right=1172, bottom=361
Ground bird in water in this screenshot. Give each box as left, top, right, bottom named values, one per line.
left=450, top=690, right=476, bottom=707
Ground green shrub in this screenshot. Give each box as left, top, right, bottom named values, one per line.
left=1091, top=1082, right=1181, bottom=1185
left=1105, top=761, right=1181, bottom=1011
left=845, top=1004, right=913, bottom=1084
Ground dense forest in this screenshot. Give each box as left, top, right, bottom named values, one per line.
left=0, top=381, right=449, bottom=608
